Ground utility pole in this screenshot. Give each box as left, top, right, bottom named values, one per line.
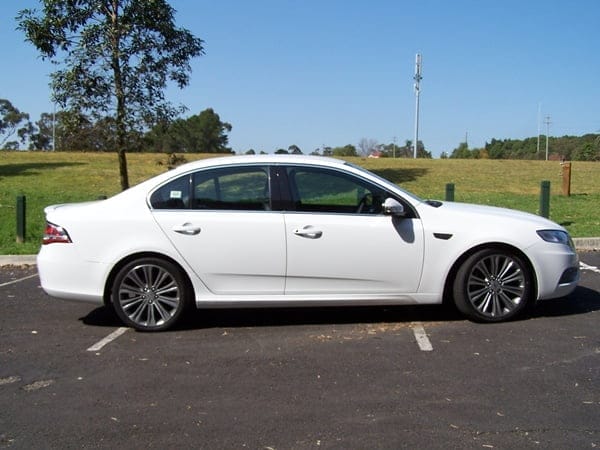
left=544, top=115, right=551, bottom=161
left=413, top=53, right=422, bottom=159
left=536, top=103, right=541, bottom=156
left=392, top=136, right=397, bottom=158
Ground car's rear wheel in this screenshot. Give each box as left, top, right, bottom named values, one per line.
left=453, top=248, right=533, bottom=322
left=111, top=257, right=190, bottom=331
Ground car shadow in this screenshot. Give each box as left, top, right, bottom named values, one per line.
left=531, top=286, right=600, bottom=318
left=80, top=285, right=600, bottom=331
left=80, top=303, right=464, bottom=330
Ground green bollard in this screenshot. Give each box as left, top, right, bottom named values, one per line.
left=445, top=183, right=455, bottom=202
left=16, top=195, right=26, bottom=243
left=540, top=180, right=550, bottom=218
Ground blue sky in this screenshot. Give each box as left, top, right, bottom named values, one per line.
left=1, top=0, right=598, bottom=156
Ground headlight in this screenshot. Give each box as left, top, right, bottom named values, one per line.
left=537, top=230, right=573, bottom=248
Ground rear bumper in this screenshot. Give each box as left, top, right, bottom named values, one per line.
left=37, top=246, right=107, bottom=305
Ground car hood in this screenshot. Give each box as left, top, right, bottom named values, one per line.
left=416, top=200, right=568, bottom=250
left=432, top=201, right=563, bottom=229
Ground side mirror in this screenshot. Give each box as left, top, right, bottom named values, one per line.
left=382, top=198, right=405, bottom=217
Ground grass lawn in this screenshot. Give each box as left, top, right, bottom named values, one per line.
left=1, top=151, right=598, bottom=255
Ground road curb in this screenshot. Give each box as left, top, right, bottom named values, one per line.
left=573, top=237, right=600, bottom=251
left=1, top=238, right=597, bottom=267
left=0, top=255, right=37, bottom=266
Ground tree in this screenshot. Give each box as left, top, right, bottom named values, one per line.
left=0, top=99, right=32, bottom=149
left=288, top=144, right=302, bottom=154
left=332, top=144, right=357, bottom=157
left=18, top=0, right=204, bottom=190
left=28, top=112, right=53, bottom=150
left=146, top=108, right=232, bottom=153
left=450, top=142, right=472, bottom=159
left=173, top=109, right=232, bottom=153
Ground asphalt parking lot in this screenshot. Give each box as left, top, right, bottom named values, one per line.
left=1, top=253, right=599, bottom=449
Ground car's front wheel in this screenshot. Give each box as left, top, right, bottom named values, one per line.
left=453, top=248, right=534, bottom=322
left=111, top=257, right=191, bottom=331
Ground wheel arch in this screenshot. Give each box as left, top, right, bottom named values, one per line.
left=442, top=242, right=538, bottom=306
left=103, top=252, right=195, bottom=307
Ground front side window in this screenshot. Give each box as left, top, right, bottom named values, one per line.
left=286, top=166, right=385, bottom=214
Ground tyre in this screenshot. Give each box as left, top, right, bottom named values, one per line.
left=111, top=257, right=191, bottom=331
left=453, top=248, right=533, bottom=322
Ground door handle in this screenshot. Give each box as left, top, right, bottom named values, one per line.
left=172, top=223, right=201, bottom=235
left=293, top=226, right=323, bottom=239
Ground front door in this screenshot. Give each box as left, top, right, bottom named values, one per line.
left=281, top=165, right=424, bottom=295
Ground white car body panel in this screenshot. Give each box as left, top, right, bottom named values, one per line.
left=37, top=154, right=579, bottom=321
left=284, top=213, right=424, bottom=295
left=151, top=210, right=286, bottom=295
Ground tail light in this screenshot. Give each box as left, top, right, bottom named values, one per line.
left=42, top=222, right=72, bottom=245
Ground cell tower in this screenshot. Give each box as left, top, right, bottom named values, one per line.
left=413, top=53, right=422, bottom=159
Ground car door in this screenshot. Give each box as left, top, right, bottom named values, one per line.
left=281, top=165, right=425, bottom=295
left=150, top=165, right=286, bottom=295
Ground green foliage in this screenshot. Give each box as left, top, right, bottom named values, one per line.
left=0, top=99, right=32, bottom=149
left=332, top=145, right=358, bottom=157
left=146, top=108, right=232, bottom=153
left=450, top=134, right=600, bottom=161
left=17, top=0, right=204, bottom=189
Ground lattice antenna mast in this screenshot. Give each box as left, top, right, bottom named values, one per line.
left=413, top=53, right=423, bottom=159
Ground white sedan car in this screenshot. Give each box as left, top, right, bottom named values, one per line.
left=37, top=155, right=579, bottom=331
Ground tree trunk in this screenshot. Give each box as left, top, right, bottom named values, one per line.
left=118, top=147, right=129, bottom=191
left=110, top=1, right=129, bottom=191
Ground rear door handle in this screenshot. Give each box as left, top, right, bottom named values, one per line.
left=293, top=226, right=323, bottom=239
left=172, top=223, right=202, bottom=235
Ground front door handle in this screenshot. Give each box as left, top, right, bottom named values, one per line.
left=173, top=223, right=202, bottom=235
left=293, top=226, right=323, bottom=239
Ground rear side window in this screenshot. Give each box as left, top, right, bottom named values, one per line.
left=149, top=175, right=191, bottom=209
left=149, top=166, right=271, bottom=211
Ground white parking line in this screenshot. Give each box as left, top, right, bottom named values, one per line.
left=580, top=262, right=600, bottom=274
left=0, top=273, right=38, bottom=288
left=411, top=322, right=433, bottom=351
left=87, top=327, right=129, bottom=352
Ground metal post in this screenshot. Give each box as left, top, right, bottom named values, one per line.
left=540, top=181, right=551, bottom=218
left=445, top=183, right=455, bottom=202
left=561, top=162, right=571, bottom=196
left=16, top=195, right=26, bottom=243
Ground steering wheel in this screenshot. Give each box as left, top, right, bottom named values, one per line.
left=356, top=193, right=373, bottom=214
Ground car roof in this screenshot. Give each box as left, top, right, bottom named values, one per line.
left=176, top=154, right=346, bottom=172
left=125, top=154, right=350, bottom=196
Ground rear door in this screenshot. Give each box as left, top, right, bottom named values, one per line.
left=150, top=165, right=286, bottom=295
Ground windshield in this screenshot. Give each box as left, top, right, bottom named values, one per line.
left=344, top=162, right=425, bottom=203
